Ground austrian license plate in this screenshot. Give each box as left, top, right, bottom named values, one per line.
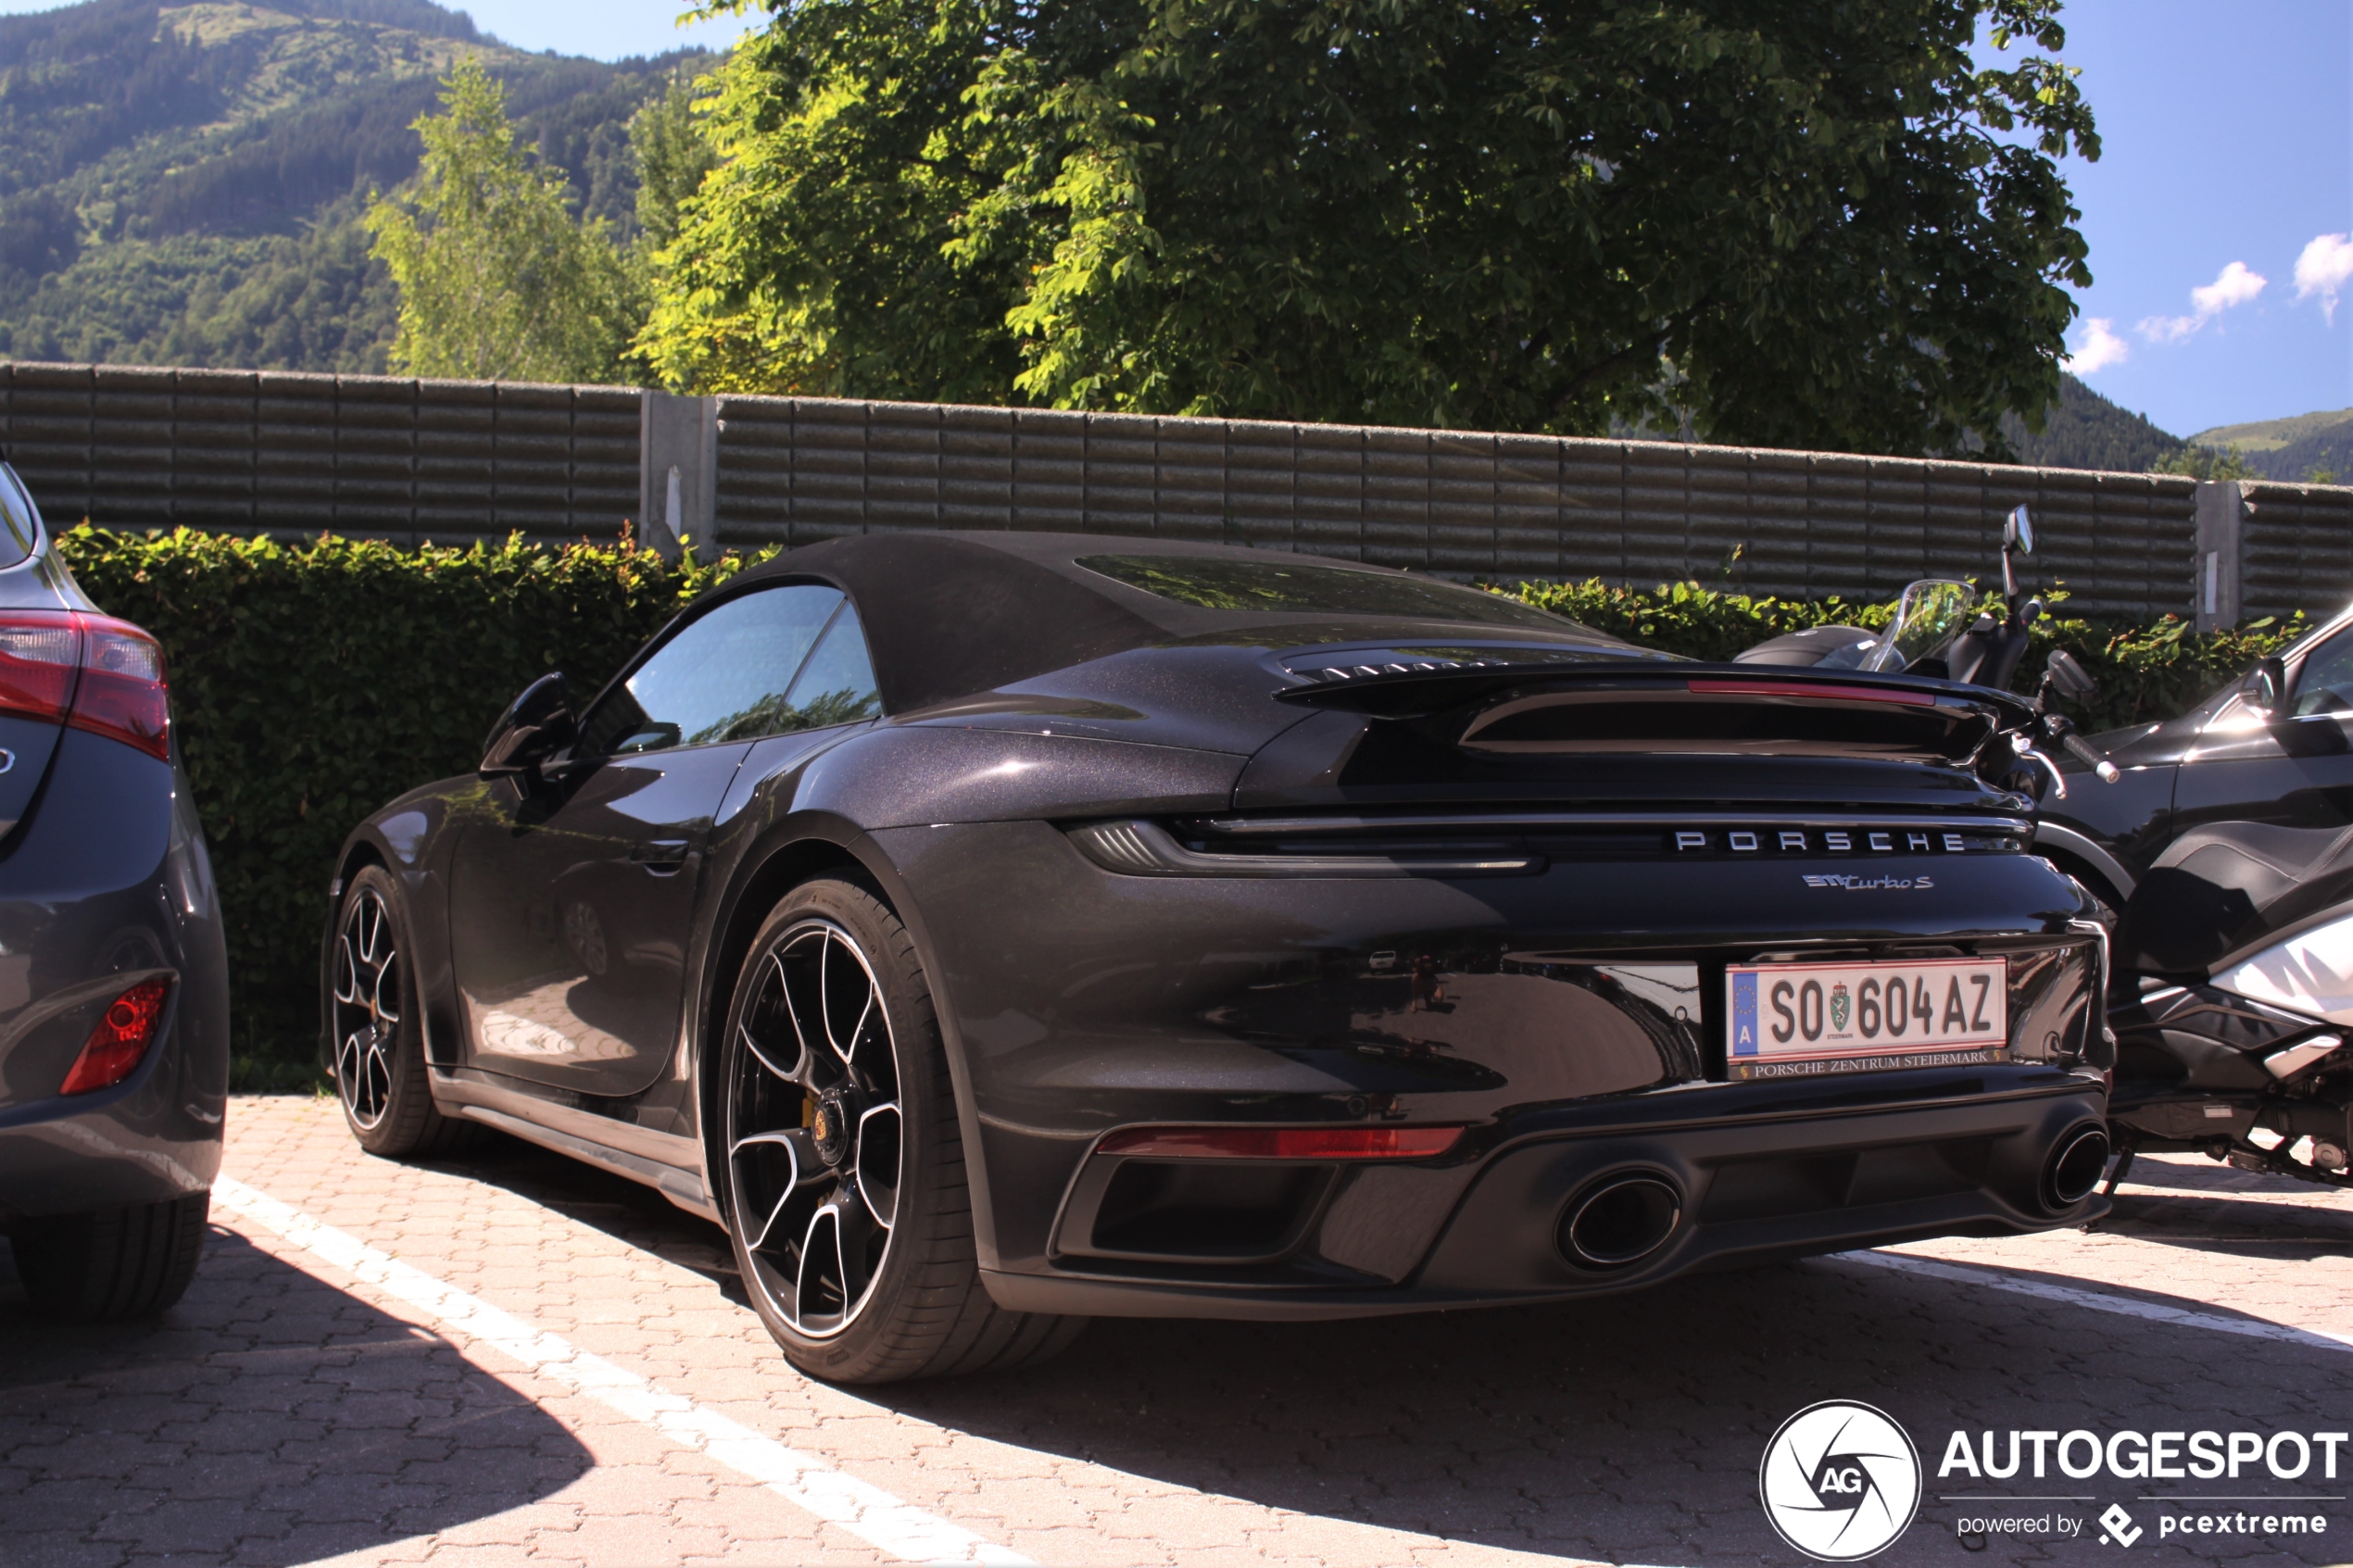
left=1725, top=958, right=2007, bottom=1079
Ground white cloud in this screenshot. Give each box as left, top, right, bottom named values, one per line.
left=2138, top=260, right=2268, bottom=343
left=2064, top=317, right=2130, bottom=374
left=2295, top=233, right=2353, bottom=325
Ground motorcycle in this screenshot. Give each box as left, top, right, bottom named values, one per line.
left=1736, top=505, right=2120, bottom=797
left=1733, top=508, right=2353, bottom=1194
left=2099, top=667, right=2353, bottom=1190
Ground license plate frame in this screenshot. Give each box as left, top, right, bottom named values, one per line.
left=1725, top=957, right=2007, bottom=1080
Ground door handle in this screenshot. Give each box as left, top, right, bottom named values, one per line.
left=630, top=839, right=691, bottom=872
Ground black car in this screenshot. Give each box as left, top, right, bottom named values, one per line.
left=2034, top=600, right=2353, bottom=921
left=325, top=533, right=2111, bottom=1384
left=0, top=459, right=230, bottom=1320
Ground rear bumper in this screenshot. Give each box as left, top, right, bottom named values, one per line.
left=983, top=1070, right=2108, bottom=1320
left=0, top=1006, right=222, bottom=1220
left=0, top=735, right=230, bottom=1222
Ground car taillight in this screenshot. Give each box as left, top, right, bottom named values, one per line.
left=0, top=611, right=170, bottom=761
left=1094, top=1124, right=1466, bottom=1160
left=0, top=617, right=79, bottom=723
left=59, top=976, right=172, bottom=1096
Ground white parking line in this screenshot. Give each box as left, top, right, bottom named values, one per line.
left=1842, top=1248, right=2353, bottom=1355
left=210, top=1175, right=1035, bottom=1567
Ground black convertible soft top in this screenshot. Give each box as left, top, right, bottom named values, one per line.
left=720, top=532, right=1624, bottom=714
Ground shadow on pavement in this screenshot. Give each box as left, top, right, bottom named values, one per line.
left=0, top=1222, right=591, bottom=1568
left=408, top=1132, right=2353, bottom=1566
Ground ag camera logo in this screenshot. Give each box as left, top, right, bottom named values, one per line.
left=1760, top=1400, right=1922, bottom=1560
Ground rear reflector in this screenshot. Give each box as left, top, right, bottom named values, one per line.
left=1096, top=1124, right=1466, bottom=1160
left=59, top=976, right=172, bottom=1096
left=0, top=611, right=170, bottom=760
left=1685, top=678, right=1935, bottom=708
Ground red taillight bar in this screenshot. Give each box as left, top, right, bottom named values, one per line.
left=59, top=976, right=172, bottom=1096
left=1095, top=1124, right=1466, bottom=1160
left=0, top=611, right=170, bottom=761
left=1686, top=678, right=1935, bottom=708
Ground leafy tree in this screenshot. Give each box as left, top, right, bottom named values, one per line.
left=367, top=56, right=634, bottom=383
left=2149, top=444, right=2254, bottom=483
left=640, top=0, right=2096, bottom=456
left=630, top=68, right=721, bottom=252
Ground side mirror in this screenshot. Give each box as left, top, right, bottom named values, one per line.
left=2249, top=655, right=2288, bottom=714
left=2045, top=648, right=2098, bottom=702
left=481, top=672, right=577, bottom=779
left=2005, top=505, right=2035, bottom=556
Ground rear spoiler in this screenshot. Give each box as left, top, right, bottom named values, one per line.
left=1276, top=661, right=2037, bottom=766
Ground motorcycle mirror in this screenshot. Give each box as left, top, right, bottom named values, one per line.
left=2045, top=648, right=2098, bottom=701
left=2005, top=505, right=2035, bottom=556
left=2250, top=654, right=2288, bottom=714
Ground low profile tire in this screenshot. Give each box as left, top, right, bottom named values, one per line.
left=331, top=865, right=474, bottom=1159
left=718, top=876, right=1086, bottom=1384
left=12, top=1191, right=208, bottom=1320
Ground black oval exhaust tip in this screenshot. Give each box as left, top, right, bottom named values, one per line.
left=1560, top=1174, right=1682, bottom=1269
left=2044, top=1124, right=2110, bottom=1210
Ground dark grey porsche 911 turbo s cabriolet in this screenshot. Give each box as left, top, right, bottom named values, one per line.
left=325, top=531, right=2112, bottom=1384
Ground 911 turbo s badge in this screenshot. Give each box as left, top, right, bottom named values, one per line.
left=1803, top=873, right=1934, bottom=890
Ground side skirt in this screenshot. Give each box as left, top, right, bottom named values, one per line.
left=434, top=1071, right=718, bottom=1224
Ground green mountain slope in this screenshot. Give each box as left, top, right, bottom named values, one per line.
left=0, top=0, right=699, bottom=373
left=1999, top=373, right=2185, bottom=473
left=2190, top=408, right=2353, bottom=453
left=2186, top=408, right=2353, bottom=481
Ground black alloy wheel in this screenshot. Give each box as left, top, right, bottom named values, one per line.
left=329, top=866, right=472, bottom=1158
left=719, top=877, right=1084, bottom=1383
left=728, top=912, right=904, bottom=1334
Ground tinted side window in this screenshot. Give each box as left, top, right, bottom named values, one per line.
left=2294, top=630, right=2353, bottom=718
left=777, top=608, right=881, bottom=731
left=582, top=585, right=878, bottom=756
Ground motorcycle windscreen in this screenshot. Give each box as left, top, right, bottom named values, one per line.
left=2213, top=909, right=2353, bottom=1026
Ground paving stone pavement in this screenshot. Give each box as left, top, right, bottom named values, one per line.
left=6, top=1096, right=2353, bottom=1567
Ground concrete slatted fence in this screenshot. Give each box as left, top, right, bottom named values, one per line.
left=4, top=358, right=2349, bottom=624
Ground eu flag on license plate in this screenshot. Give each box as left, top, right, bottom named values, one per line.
left=1731, top=969, right=1758, bottom=1058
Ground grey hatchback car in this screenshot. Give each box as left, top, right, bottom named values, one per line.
left=0, top=459, right=230, bottom=1319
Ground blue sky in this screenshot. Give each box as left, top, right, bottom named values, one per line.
left=2011, top=0, right=2353, bottom=435
left=1, top=0, right=2344, bottom=434
left=455, top=1, right=749, bottom=63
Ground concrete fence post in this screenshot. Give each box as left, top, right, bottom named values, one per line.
left=2193, top=481, right=2245, bottom=632
left=639, top=391, right=717, bottom=558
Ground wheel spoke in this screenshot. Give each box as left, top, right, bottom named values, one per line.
left=371, top=953, right=401, bottom=1024
left=333, top=935, right=360, bottom=1005
left=738, top=1020, right=801, bottom=1085
left=762, top=948, right=818, bottom=1082
left=831, top=1195, right=881, bottom=1305
left=817, top=936, right=850, bottom=1067
left=363, top=1033, right=392, bottom=1118
left=796, top=1204, right=847, bottom=1323
left=855, top=1102, right=901, bottom=1230
left=336, top=1028, right=365, bottom=1103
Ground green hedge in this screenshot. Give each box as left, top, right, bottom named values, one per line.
left=60, top=527, right=763, bottom=1087
left=56, top=527, right=2309, bottom=1085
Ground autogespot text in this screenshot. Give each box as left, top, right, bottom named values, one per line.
left=1939, top=1428, right=2352, bottom=1480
